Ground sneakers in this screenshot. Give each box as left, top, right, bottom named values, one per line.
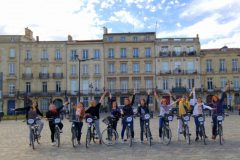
left=140, top=141, right=144, bottom=144
left=51, top=142, right=56, bottom=146
left=159, top=137, right=162, bottom=143
left=195, top=137, right=199, bottom=141
left=121, top=139, right=125, bottom=144
left=59, top=130, right=63, bottom=133
left=212, top=135, right=216, bottom=140
left=78, top=141, right=81, bottom=145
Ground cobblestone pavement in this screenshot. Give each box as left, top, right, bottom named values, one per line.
left=0, top=114, right=240, bottom=160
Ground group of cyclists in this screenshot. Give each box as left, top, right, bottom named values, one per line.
left=15, top=84, right=229, bottom=148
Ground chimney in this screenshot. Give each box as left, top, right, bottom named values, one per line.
left=196, top=34, right=199, bottom=39
left=36, top=36, right=39, bottom=42
left=103, top=27, right=108, bottom=34
left=68, top=35, right=72, bottom=41
left=25, top=27, right=33, bottom=40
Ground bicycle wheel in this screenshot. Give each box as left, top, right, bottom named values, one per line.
left=92, top=127, right=97, bottom=143
left=101, top=128, right=118, bottom=146
left=71, top=127, right=78, bottom=148
left=86, top=129, right=91, bottom=148
left=162, top=126, right=172, bottom=145
left=146, top=127, right=152, bottom=146
left=218, top=125, right=223, bottom=145
left=127, top=127, right=132, bottom=147
left=55, top=128, right=60, bottom=147
left=200, top=125, right=207, bottom=145
left=185, top=125, right=191, bottom=145
left=30, top=129, right=35, bottom=150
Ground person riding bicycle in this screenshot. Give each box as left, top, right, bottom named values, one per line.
left=121, top=89, right=136, bottom=143
left=154, top=90, right=178, bottom=143
left=137, top=89, right=152, bottom=143
left=46, top=102, right=68, bottom=146
left=85, top=91, right=107, bottom=144
left=177, top=96, right=192, bottom=142
left=71, top=102, right=85, bottom=144
left=108, top=92, right=121, bottom=131
left=15, top=100, right=44, bottom=145
left=211, top=85, right=228, bottom=140
left=192, top=88, right=213, bottom=141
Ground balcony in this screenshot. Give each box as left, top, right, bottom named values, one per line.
left=39, top=73, right=49, bottom=79
left=133, top=71, right=140, bottom=74
left=41, top=58, right=48, bottom=61
left=24, top=58, right=32, bottom=62
left=69, top=73, right=78, bottom=79
left=159, top=52, right=171, bottom=57
left=54, top=57, right=62, bottom=61
left=108, top=72, right=115, bottom=75
left=172, top=69, right=184, bottom=75
left=120, top=71, right=127, bottom=75
left=171, top=87, right=187, bottom=93
left=52, top=73, right=63, bottom=79
left=7, top=73, right=17, bottom=79
left=159, top=70, right=171, bottom=75
left=232, top=68, right=240, bottom=73
left=206, top=68, right=214, bottom=74
left=93, top=73, right=101, bottom=77
left=185, top=70, right=198, bottom=74
left=22, top=73, right=33, bottom=80
left=219, top=68, right=227, bottom=73
left=82, top=73, right=89, bottom=78
left=186, top=51, right=197, bottom=56
left=172, top=51, right=184, bottom=57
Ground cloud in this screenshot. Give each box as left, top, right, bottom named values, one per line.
left=176, top=22, right=181, bottom=27
left=101, top=0, right=116, bottom=9
left=180, top=0, right=240, bottom=18
left=109, top=10, right=144, bottom=29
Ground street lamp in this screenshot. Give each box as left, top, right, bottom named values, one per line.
left=74, top=55, right=94, bottom=102
left=89, top=82, right=93, bottom=100
left=226, top=80, right=233, bottom=109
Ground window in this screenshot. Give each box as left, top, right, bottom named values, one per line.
left=108, top=37, right=113, bottom=42
left=82, top=80, right=89, bottom=93
left=8, top=63, right=15, bottom=75
left=8, top=83, right=15, bottom=96
left=174, top=46, right=181, bottom=56
left=108, top=48, right=114, bottom=58
left=94, top=79, right=101, bottom=91
left=161, top=46, right=169, bottom=53
left=40, top=99, right=49, bottom=112
left=133, top=79, right=141, bottom=91
left=94, top=49, right=100, bottom=60
left=132, top=63, right=140, bottom=73
left=26, top=50, right=32, bottom=60
left=233, top=78, right=239, bottom=90
left=232, top=59, right=238, bottom=72
left=94, top=64, right=100, bottom=74
left=82, top=64, right=88, bottom=74
left=161, top=62, right=169, bottom=72
left=41, top=67, right=48, bottom=74
left=220, top=78, right=226, bottom=90
left=219, top=59, right=225, bottom=72
left=26, top=82, right=31, bottom=93
left=186, top=46, right=195, bottom=55
left=120, top=79, right=128, bottom=92
left=56, top=81, right=61, bottom=93
left=70, top=49, right=77, bottom=60
left=145, top=48, right=151, bottom=58
left=25, top=67, right=32, bottom=74
left=145, top=36, right=150, bottom=41
left=206, top=60, right=212, bottom=72
left=207, top=78, right=213, bottom=90
left=188, top=79, right=195, bottom=89
left=82, top=49, right=88, bottom=60
left=145, top=79, right=153, bottom=89
left=71, top=80, right=77, bottom=94
left=145, top=63, right=152, bottom=73
left=133, top=48, right=139, bottom=58
left=120, top=36, right=125, bottom=42
left=133, top=36, right=138, bottom=41
left=120, top=48, right=127, bottom=58
left=108, top=79, right=116, bottom=91
left=120, top=63, right=127, bottom=73
left=163, top=79, right=168, bottom=90
left=108, top=63, right=115, bottom=73
left=174, top=61, right=182, bottom=73
left=186, top=61, right=195, bottom=73
left=55, top=49, right=61, bottom=60
left=41, top=49, right=48, bottom=60
left=175, top=78, right=182, bottom=88
left=71, top=64, right=76, bottom=75
left=42, top=82, right=47, bottom=93
left=9, top=48, right=15, bottom=58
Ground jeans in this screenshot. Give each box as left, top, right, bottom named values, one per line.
left=49, top=122, right=63, bottom=142
left=121, top=118, right=134, bottom=139
left=159, top=117, right=164, bottom=138
left=28, top=119, right=44, bottom=143
left=140, top=119, right=152, bottom=141
left=94, top=119, right=102, bottom=140
left=112, top=120, right=118, bottom=131
left=177, top=119, right=189, bottom=141
left=73, top=122, right=83, bottom=141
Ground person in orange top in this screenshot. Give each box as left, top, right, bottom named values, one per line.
left=72, top=102, right=85, bottom=144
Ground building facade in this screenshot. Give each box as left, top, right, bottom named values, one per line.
left=0, top=28, right=240, bottom=114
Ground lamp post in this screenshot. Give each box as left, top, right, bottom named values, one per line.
left=89, top=82, right=93, bottom=100
left=74, top=55, right=94, bottom=102
left=226, top=80, right=233, bottom=110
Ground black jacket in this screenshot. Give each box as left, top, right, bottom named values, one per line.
left=15, top=106, right=43, bottom=120
left=122, top=95, right=135, bottom=117
left=85, top=103, right=101, bottom=119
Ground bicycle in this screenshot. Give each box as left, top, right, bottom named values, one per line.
left=124, top=116, right=133, bottom=147
left=48, top=118, right=62, bottom=147
left=196, top=114, right=207, bottom=145
left=216, top=114, right=224, bottom=145
left=27, top=118, right=41, bottom=150
left=71, top=119, right=81, bottom=148
left=141, top=113, right=152, bottom=146
left=181, top=114, right=191, bottom=144
left=161, top=114, right=173, bottom=145
left=101, top=116, right=118, bottom=146
left=85, top=116, right=98, bottom=148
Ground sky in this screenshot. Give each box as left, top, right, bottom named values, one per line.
left=0, top=0, right=239, bottom=49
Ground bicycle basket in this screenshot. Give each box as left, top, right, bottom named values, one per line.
left=54, top=118, right=61, bottom=124
left=217, top=115, right=223, bottom=121
left=168, top=115, right=173, bottom=121
left=86, top=117, right=93, bottom=123
left=144, top=114, right=150, bottom=120
left=198, top=116, right=204, bottom=122
left=183, top=115, right=190, bottom=121
left=27, top=119, right=34, bottom=125
left=126, top=116, right=133, bottom=122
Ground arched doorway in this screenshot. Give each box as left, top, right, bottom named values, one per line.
left=7, top=100, right=15, bottom=115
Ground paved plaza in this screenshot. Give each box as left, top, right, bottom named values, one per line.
left=0, top=114, right=240, bottom=160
